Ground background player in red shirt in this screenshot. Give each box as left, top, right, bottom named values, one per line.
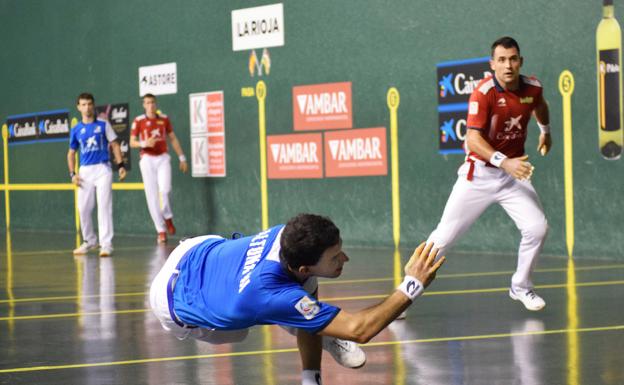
left=427, top=36, right=552, bottom=311
left=130, top=94, right=188, bottom=243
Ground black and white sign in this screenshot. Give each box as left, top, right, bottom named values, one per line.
left=96, top=103, right=131, bottom=171
left=139, top=62, right=177, bottom=96
left=231, top=3, right=284, bottom=51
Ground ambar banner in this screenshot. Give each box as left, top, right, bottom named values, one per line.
left=267, top=133, right=323, bottom=179
left=324, top=127, right=387, bottom=177
left=293, top=82, right=352, bottom=131
left=96, top=103, right=131, bottom=171
left=6, top=109, right=70, bottom=144
left=437, top=57, right=490, bottom=154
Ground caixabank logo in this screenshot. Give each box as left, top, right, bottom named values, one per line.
left=436, top=57, right=490, bottom=154
left=437, top=57, right=491, bottom=104
left=6, top=109, right=70, bottom=144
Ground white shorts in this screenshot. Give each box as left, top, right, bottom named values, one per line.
left=149, top=235, right=249, bottom=344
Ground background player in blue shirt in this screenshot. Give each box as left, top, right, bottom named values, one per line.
left=68, top=93, right=126, bottom=257
left=151, top=213, right=445, bottom=385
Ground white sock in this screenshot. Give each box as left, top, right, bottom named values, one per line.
left=302, top=369, right=322, bottom=385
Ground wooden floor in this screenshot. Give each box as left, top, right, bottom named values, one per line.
left=0, top=231, right=623, bottom=385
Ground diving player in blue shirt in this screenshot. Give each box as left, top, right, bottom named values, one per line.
left=151, top=213, right=445, bottom=385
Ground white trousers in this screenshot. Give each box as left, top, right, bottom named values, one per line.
left=150, top=236, right=318, bottom=344
left=78, top=163, right=113, bottom=248
left=139, top=153, right=172, bottom=233
left=427, top=162, right=548, bottom=291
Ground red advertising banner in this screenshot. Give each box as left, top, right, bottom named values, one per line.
left=206, top=92, right=225, bottom=134
left=189, top=91, right=226, bottom=177
left=292, top=82, right=352, bottom=131
left=324, top=127, right=387, bottom=177
left=267, top=133, right=323, bottom=179
left=207, top=135, right=226, bottom=176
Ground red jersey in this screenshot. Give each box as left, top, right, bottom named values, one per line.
left=466, top=75, right=544, bottom=159
left=131, top=114, right=173, bottom=156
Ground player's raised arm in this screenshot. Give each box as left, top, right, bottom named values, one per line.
left=319, top=243, right=445, bottom=344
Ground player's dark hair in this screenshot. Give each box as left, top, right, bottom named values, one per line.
left=76, top=92, right=94, bottom=104
left=142, top=93, right=156, bottom=100
left=491, top=36, right=520, bottom=57
left=280, top=213, right=340, bottom=269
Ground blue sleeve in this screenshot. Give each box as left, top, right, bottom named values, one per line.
left=69, top=127, right=79, bottom=150
left=260, top=287, right=340, bottom=334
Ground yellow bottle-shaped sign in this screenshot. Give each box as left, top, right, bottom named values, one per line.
left=597, top=0, right=623, bottom=159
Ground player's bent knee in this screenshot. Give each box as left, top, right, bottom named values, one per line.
left=523, top=220, right=548, bottom=241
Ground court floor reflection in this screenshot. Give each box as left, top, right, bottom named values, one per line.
left=0, top=232, right=623, bottom=384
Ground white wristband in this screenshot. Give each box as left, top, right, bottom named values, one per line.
left=489, top=151, right=507, bottom=168
left=397, top=276, right=424, bottom=301
left=537, top=122, right=551, bottom=134
left=179, top=154, right=187, bottom=162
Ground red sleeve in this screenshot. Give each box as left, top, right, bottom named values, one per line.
left=533, top=87, right=544, bottom=110
left=466, top=89, right=490, bottom=130
left=165, top=117, right=173, bottom=135
left=130, top=118, right=139, bottom=138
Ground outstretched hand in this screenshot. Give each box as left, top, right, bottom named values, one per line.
left=404, top=242, right=445, bottom=288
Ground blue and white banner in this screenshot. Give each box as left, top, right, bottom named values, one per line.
left=436, top=57, right=491, bottom=154
left=5, top=109, right=70, bottom=145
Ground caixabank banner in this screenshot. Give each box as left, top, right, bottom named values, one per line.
left=96, top=103, right=131, bottom=171
left=6, top=109, right=70, bottom=144
left=436, top=57, right=491, bottom=154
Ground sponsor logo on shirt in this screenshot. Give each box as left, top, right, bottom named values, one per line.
left=520, top=97, right=533, bottom=104
left=497, top=98, right=506, bottom=107
left=83, top=135, right=99, bottom=152
left=295, top=296, right=320, bottom=320
left=504, top=115, right=522, bottom=132
left=497, top=115, right=525, bottom=140
left=238, top=229, right=272, bottom=293
left=468, top=101, right=479, bottom=115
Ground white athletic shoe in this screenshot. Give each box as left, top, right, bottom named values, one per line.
left=99, top=246, right=113, bottom=257
left=509, top=288, right=545, bottom=311
left=322, top=337, right=366, bottom=369
left=73, top=242, right=98, bottom=255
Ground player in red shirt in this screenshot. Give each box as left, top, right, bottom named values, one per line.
left=427, top=37, right=552, bottom=311
left=130, top=94, right=188, bottom=243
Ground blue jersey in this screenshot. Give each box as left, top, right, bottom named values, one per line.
left=69, top=119, right=117, bottom=166
left=173, top=225, right=341, bottom=334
